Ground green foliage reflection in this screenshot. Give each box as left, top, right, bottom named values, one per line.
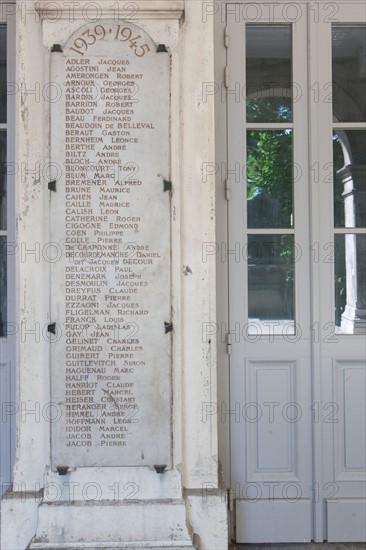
left=246, top=96, right=292, bottom=123
left=247, top=129, right=293, bottom=228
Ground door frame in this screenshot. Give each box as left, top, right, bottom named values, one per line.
left=215, top=0, right=366, bottom=543
left=0, top=5, right=16, bottom=497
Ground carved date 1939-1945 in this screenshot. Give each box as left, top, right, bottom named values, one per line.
left=70, top=25, right=151, bottom=58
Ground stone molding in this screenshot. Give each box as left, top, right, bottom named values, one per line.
left=35, top=1, right=185, bottom=20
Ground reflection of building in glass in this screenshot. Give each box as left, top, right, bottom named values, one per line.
left=336, top=131, right=366, bottom=333
left=248, top=235, right=294, bottom=321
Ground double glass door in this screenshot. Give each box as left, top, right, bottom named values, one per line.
left=226, top=2, right=366, bottom=542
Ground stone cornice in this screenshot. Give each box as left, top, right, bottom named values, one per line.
left=36, top=1, right=184, bottom=20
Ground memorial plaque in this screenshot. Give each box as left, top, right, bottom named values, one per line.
left=50, top=22, right=171, bottom=467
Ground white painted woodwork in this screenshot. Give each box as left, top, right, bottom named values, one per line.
left=226, top=2, right=366, bottom=543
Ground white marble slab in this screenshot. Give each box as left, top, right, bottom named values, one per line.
left=49, top=21, right=171, bottom=467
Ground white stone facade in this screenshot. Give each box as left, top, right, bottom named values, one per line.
left=0, top=1, right=228, bottom=548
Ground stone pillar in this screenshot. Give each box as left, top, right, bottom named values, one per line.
left=0, top=2, right=228, bottom=549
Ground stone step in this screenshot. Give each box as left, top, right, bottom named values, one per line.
left=29, top=500, right=196, bottom=549
left=29, top=543, right=195, bottom=550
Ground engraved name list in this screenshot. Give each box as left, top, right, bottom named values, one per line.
left=50, top=22, right=171, bottom=467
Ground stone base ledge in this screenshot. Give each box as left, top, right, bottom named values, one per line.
left=1, top=492, right=39, bottom=550
left=2, top=491, right=229, bottom=549
left=30, top=543, right=195, bottom=550
left=186, top=493, right=229, bottom=550
left=30, top=499, right=195, bottom=548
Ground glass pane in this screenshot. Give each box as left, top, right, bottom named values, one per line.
left=246, top=25, right=292, bottom=123
left=332, top=25, right=366, bottom=122
left=247, top=129, right=293, bottom=228
left=0, top=131, right=6, bottom=230
left=335, top=234, right=366, bottom=334
left=0, top=25, right=6, bottom=124
left=0, top=236, right=6, bottom=337
left=248, top=235, right=295, bottom=328
left=333, top=130, right=366, bottom=228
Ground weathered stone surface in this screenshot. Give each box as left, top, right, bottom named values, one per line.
left=29, top=500, right=195, bottom=548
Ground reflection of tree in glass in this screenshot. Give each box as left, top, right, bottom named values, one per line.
left=246, top=105, right=293, bottom=313
left=247, top=129, right=293, bottom=228
left=247, top=96, right=292, bottom=123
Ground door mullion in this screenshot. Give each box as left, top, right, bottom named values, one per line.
left=226, top=7, right=248, bottom=495
left=308, top=10, right=333, bottom=543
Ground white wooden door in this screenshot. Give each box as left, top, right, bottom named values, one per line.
left=226, top=2, right=366, bottom=543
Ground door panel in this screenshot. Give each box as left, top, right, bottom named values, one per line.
left=236, top=499, right=311, bottom=544
left=327, top=499, right=366, bottom=542
left=227, top=2, right=366, bottom=543
left=244, top=359, right=310, bottom=482
left=311, top=3, right=366, bottom=542
left=333, top=362, right=365, bottom=480
left=228, top=7, right=312, bottom=543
